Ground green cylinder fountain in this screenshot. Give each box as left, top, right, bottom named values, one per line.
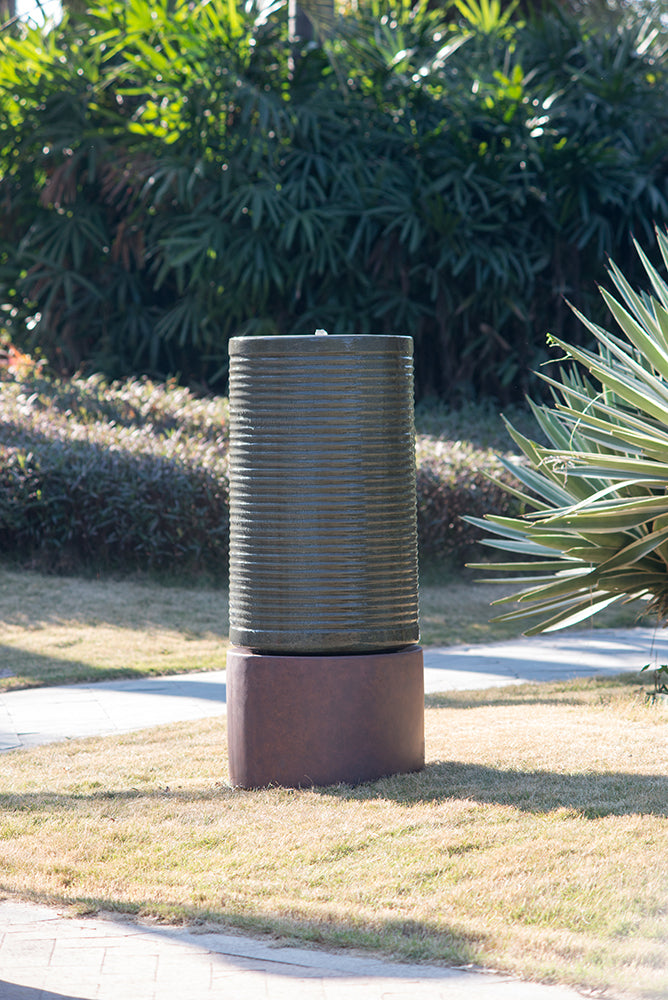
left=226, top=333, right=424, bottom=788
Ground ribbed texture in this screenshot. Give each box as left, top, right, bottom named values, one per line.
left=228, top=335, right=419, bottom=654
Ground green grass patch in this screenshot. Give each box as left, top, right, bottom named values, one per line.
left=419, top=565, right=653, bottom=646
left=0, top=568, right=228, bottom=690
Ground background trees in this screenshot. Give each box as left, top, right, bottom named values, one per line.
left=0, top=0, right=667, bottom=401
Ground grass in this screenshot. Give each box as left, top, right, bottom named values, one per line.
left=0, top=568, right=229, bottom=691
left=0, top=675, right=665, bottom=998
left=0, top=564, right=654, bottom=690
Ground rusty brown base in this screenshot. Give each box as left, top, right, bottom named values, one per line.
left=226, top=645, right=425, bottom=789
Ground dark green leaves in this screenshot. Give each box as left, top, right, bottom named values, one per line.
left=0, top=0, right=667, bottom=397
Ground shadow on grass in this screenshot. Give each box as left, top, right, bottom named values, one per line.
left=0, top=568, right=230, bottom=636
left=0, top=645, right=178, bottom=690
left=424, top=672, right=649, bottom=711
left=320, top=761, right=668, bottom=818
left=2, top=760, right=666, bottom=817
left=425, top=693, right=592, bottom=709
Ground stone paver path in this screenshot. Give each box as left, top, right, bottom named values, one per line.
left=0, top=899, right=589, bottom=1000
left=2, top=627, right=666, bottom=752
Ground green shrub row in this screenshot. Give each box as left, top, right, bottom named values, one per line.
left=0, top=370, right=230, bottom=577
left=0, top=369, right=518, bottom=575
left=1, top=0, right=667, bottom=401
left=416, top=438, right=519, bottom=565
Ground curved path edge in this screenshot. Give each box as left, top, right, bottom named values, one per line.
left=0, top=898, right=590, bottom=1000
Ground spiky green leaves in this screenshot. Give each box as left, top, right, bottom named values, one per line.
left=468, top=230, right=668, bottom=633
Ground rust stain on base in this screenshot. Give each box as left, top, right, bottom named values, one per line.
left=226, top=645, right=425, bottom=789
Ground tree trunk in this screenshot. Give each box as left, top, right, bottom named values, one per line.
left=289, top=0, right=335, bottom=42
left=0, top=0, right=16, bottom=23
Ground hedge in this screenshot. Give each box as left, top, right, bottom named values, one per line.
left=0, top=367, right=518, bottom=576
left=0, top=369, right=230, bottom=577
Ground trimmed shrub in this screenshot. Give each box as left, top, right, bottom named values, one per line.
left=0, top=370, right=229, bottom=577
left=0, top=368, right=519, bottom=575
left=416, top=438, right=521, bottom=564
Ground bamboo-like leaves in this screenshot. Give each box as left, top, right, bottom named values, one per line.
left=470, top=230, right=668, bottom=631
left=0, top=0, right=666, bottom=394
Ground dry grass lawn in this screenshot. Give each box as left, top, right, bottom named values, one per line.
left=0, top=569, right=229, bottom=690
left=418, top=564, right=653, bottom=647
left=0, top=676, right=666, bottom=999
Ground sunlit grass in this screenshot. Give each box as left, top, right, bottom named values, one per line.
left=419, top=565, right=652, bottom=647
left=0, top=568, right=228, bottom=690
left=1, top=675, right=666, bottom=998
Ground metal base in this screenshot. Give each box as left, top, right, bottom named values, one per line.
left=226, top=645, right=425, bottom=789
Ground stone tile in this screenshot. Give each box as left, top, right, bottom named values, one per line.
left=0, top=973, right=49, bottom=992
left=321, top=980, right=383, bottom=1000
left=95, top=978, right=157, bottom=1000
left=0, top=982, right=49, bottom=1000
left=100, top=949, right=158, bottom=977
left=50, top=941, right=105, bottom=970
left=154, top=956, right=214, bottom=990
left=263, top=975, right=327, bottom=999
left=41, top=969, right=100, bottom=997
left=0, top=936, right=55, bottom=968
left=209, top=969, right=269, bottom=998
left=0, top=900, right=64, bottom=924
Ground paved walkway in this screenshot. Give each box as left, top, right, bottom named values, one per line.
left=0, top=899, right=589, bottom=1000
left=1, top=627, right=665, bottom=1000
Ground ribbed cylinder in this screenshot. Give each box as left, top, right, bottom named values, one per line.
left=228, top=334, right=419, bottom=654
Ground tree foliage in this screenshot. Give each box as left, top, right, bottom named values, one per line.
left=0, top=0, right=667, bottom=400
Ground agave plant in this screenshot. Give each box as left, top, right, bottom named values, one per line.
left=467, top=228, right=668, bottom=633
